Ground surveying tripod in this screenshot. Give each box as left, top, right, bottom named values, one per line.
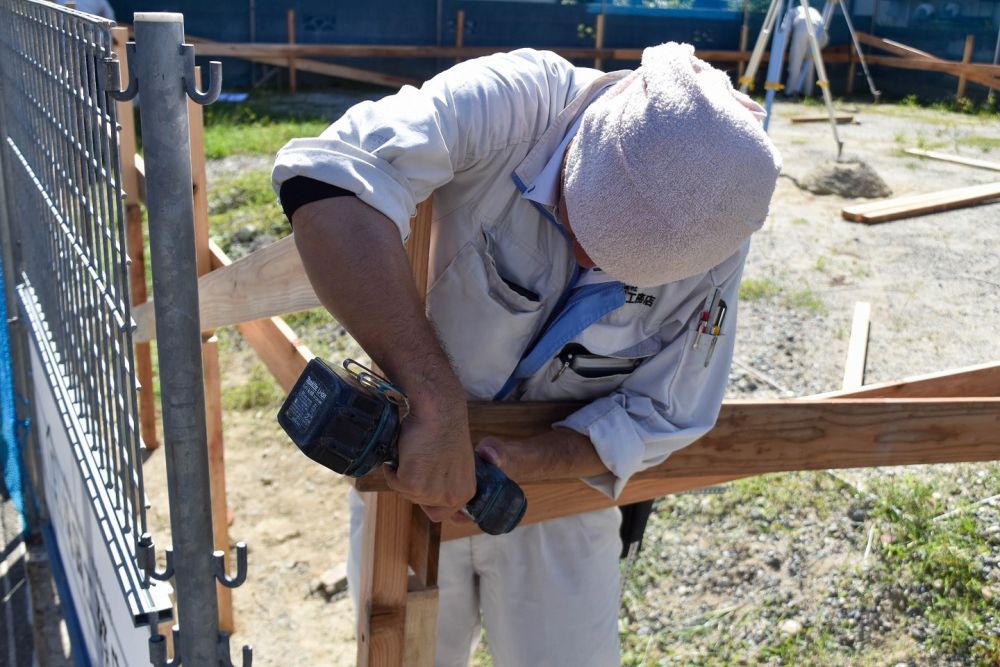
left=739, top=0, right=879, bottom=159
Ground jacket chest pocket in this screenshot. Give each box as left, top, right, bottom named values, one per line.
left=426, top=240, right=548, bottom=400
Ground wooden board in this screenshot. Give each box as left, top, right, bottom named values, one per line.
left=842, top=302, right=870, bottom=390
left=842, top=182, right=1000, bottom=223
left=402, top=586, right=439, bottom=667
left=357, top=397, right=1000, bottom=491
left=132, top=235, right=320, bottom=341
left=854, top=32, right=940, bottom=61
left=904, top=149, right=1000, bottom=173
left=357, top=492, right=412, bottom=667
left=811, top=360, right=1000, bottom=399
left=206, top=240, right=312, bottom=392
left=790, top=114, right=854, bottom=124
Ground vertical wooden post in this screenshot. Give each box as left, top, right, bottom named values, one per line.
left=594, top=13, right=606, bottom=71
left=846, top=47, right=857, bottom=95
left=287, top=9, right=297, bottom=94
left=113, top=27, right=159, bottom=451
left=454, top=9, right=465, bottom=65
left=357, top=200, right=439, bottom=667
left=737, top=0, right=750, bottom=81
left=957, top=34, right=974, bottom=98
left=188, top=67, right=235, bottom=634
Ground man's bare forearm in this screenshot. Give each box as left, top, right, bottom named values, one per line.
left=291, top=196, right=475, bottom=519
left=292, top=197, right=459, bottom=401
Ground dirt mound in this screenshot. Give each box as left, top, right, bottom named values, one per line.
left=800, top=160, right=891, bottom=198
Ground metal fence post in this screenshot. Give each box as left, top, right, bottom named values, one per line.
left=130, top=13, right=223, bottom=666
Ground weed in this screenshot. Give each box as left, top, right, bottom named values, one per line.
left=783, top=288, right=826, bottom=314
left=222, top=363, right=283, bottom=410
left=739, top=277, right=782, bottom=301
left=791, top=217, right=808, bottom=225
left=869, top=473, right=1000, bottom=663
left=814, top=255, right=829, bottom=272
left=957, top=135, right=1000, bottom=153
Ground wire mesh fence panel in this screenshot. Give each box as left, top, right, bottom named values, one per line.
left=0, top=0, right=159, bottom=618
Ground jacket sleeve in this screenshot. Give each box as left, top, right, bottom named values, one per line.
left=271, top=50, right=581, bottom=242
left=554, top=245, right=749, bottom=499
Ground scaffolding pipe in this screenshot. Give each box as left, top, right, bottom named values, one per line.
left=131, top=13, right=220, bottom=665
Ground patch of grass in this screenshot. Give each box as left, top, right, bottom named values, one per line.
left=203, top=103, right=329, bottom=159
left=208, top=169, right=289, bottom=255
left=814, top=255, right=829, bottom=272
left=956, top=135, right=1000, bottom=153
left=739, top=277, right=782, bottom=301
left=222, top=363, right=283, bottom=411
left=784, top=287, right=827, bottom=315
left=869, top=473, right=1000, bottom=663
left=791, top=217, right=808, bottom=225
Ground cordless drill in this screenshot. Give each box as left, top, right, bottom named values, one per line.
left=277, top=358, right=527, bottom=535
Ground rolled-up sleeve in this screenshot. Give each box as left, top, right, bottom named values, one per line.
left=555, top=247, right=748, bottom=499
left=271, top=50, right=580, bottom=242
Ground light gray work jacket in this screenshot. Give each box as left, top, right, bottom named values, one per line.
left=272, top=49, right=748, bottom=499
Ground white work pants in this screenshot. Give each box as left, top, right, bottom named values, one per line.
left=347, top=488, right=623, bottom=667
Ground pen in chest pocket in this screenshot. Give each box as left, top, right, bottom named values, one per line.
left=692, top=288, right=721, bottom=351
left=704, top=299, right=728, bottom=368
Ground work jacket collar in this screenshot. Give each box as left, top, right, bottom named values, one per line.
left=511, top=69, right=630, bottom=194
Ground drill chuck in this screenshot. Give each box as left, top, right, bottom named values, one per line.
left=278, top=358, right=527, bottom=535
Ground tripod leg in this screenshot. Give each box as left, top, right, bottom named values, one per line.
left=762, top=0, right=793, bottom=130
left=740, top=0, right=784, bottom=94
left=798, top=0, right=843, bottom=157
left=838, top=0, right=881, bottom=101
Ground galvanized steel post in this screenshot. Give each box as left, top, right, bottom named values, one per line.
left=131, top=13, right=219, bottom=665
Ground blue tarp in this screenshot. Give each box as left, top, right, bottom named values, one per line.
left=0, top=254, right=26, bottom=532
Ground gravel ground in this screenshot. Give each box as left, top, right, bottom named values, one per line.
left=139, top=96, right=1000, bottom=666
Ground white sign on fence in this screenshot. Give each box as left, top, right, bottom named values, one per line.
left=23, top=288, right=172, bottom=667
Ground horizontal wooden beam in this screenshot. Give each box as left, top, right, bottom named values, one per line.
left=439, top=396, right=1000, bottom=538
left=357, top=396, right=1000, bottom=482
left=842, top=182, right=1000, bottom=224
left=187, top=42, right=757, bottom=65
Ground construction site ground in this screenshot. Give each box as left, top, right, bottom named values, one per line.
left=93, top=95, right=1000, bottom=666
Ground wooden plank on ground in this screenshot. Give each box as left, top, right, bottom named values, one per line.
left=790, top=113, right=854, bottom=124
left=842, top=302, right=871, bottom=390
left=904, top=149, right=1000, bottom=173
left=842, top=182, right=1000, bottom=223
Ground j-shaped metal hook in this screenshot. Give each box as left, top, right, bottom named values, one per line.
left=212, top=542, right=248, bottom=588
left=181, top=44, right=222, bottom=105
left=147, top=612, right=182, bottom=666
left=103, top=42, right=138, bottom=101
left=218, top=632, right=253, bottom=667
left=138, top=533, right=175, bottom=584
